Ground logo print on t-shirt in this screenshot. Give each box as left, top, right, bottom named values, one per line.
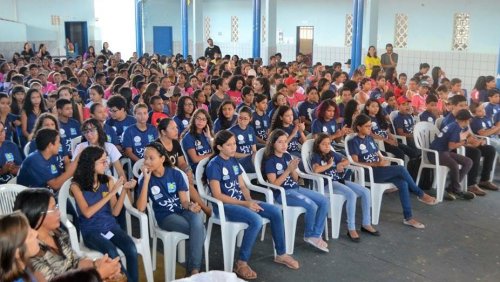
left=5, top=153, right=14, bottom=162
left=134, top=136, right=141, bottom=143
left=50, top=164, right=57, bottom=174
left=182, top=119, right=189, bottom=126
left=59, top=128, right=66, bottom=137
left=276, top=163, right=283, bottom=171
left=255, top=120, right=261, bottom=127
left=322, top=126, right=327, bottom=132
left=222, top=166, right=230, bottom=180
left=167, top=182, right=176, bottom=193
left=151, top=185, right=161, bottom=195
left=237, top=134, right=245, bottom=144
left=428, top=117, right=433, bottom=122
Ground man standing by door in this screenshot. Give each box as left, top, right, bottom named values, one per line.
left=204, top=38, right=222, bottom=60
left=381, top=43, right=398, bottom=72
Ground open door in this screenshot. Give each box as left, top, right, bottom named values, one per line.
left=153, top=26, right=173, bottom=56
left=296, top=26, right=314, bottom=66
left=65, top=21, right=88, bottom=57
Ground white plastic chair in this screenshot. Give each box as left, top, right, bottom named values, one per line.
left=301, top=139, right=368, bottom=239
left=435, top=117, right=444, bottom=130
left=23, top=142, right=31, bottom=157
left=388, top=110, right=408, bottom=145
left=0, top=184, right=28, bottom=215
left=58, top=178, right=154, bottom=282
left=344, top=134, right=404, bottom=225
left=413, top=122, right=451, bottom=202
left=7, top=176, right=17, bottom=184
left=70, top=136, right=82, bottom=154
left=132, top=158, right=145, bottom=179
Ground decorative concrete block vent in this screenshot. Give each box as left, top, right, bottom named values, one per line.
left=231, top=16, right=239, bottom=43
left=452, top=12, right=470, bottom=51
left=345, top=14, right=353, bottom=47
left=394, top=13, right=408, bottom=49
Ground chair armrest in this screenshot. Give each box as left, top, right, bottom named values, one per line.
left=394, top=135, right=407, bottom=145
left=346, top=165, right=365, bottom=187
left=420, top=148, right=441, bottom=166
left=124, top=202, right=149, bottom=240
left=247, top=183, right=274, bottom=204
left=383, top=156, right=404, bottom=166
left=256, top=179, right=289, bottom=208
left=475, top=134, right=490, bottom=145
left=199, top=192, right=229, bottom=224
left=61, top=218, right=82, bottom=256
left=347, top=161, right=375, bottom=185
left=306, top=171, right=332, bottom=195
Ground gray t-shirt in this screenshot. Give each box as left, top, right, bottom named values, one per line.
left=380, top=52, right=398, bottom=70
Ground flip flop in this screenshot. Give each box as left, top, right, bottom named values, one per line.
left=403, top=219, right=425, bottom=229
left=304, top=237, right=329, bottom=253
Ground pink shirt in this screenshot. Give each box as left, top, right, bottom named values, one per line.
left=286, top=92, right=305, bottom=109
left=227, top=90, right=242, bottom=105
left=411, top=94, right=426, bottom=114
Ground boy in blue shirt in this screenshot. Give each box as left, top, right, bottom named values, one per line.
left=470, top=102, right=500, bottom=154
left=394, top=96, right=419, bottom=151
left=18, top=128, right=76, bottom=190
left=484, top=89, right=499, bottom=122
left=297, top=86, right=319, bottom=132
left=430, top=109, right=475, bottom=200
left=106, top=95, right=136, bottom=146
left=56, top=98, right=81, bottom=155
left=419, top=94, right=439, bottom=124
left=122, top=103, right=158, bottom=162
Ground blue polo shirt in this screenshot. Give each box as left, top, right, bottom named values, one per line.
left=264, top=153, right=299, bottom=192
left=138, top=167, right=188, bottom=223
left=18, top=151, right=62, bottom=188
left=229, top=124, right=256, bottom=155
left=122, top=124, right=158, bottom=159
left=206, top=156, right=244, bottom=200
left=181, top=132, right=212, bottom=171
left=347, top=135, right=380, bottom=163
left=419, top=110, right=436, bottom=124
left=252, top=111, right=270, bottom=140
left=59, top=118, right=81, bottom=154
left=393, top=112, right=414, bottom=134
left=430, top=122, right=463, bottom=151
left=105, top=115, right=137, bottom=144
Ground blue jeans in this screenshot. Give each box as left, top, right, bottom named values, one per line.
left=159, top=210, right=206, bottom=272
left=215, top=202, right=286, bottom=262
left=372, top=165, right=424, bottom=220
left=82, top=226, right=138, bottom=282
left=276, top=187, right=329, bottom=238
left=332, top=181, right=371, bottom=230
left=238, top=155, right=255, bottom=173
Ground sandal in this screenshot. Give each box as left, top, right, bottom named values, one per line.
left=403, top=219, right=425, bottom=229
left=304, top=237, right=329, bottom=253
left=274, top=254, right=300, bottom=269
left=418, top=194, right=438, bottom=206
left=234, top=262, right=257, bottom=280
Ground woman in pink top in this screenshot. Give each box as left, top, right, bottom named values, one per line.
left=227, top=75, right=245, bottom=105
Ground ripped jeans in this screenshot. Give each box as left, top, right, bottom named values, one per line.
left=275, top=187, right=329, bottom=238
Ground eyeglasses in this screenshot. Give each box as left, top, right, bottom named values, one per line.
left=97, top=159, right=109, bottom=165
left=83, top=128, right=98, bottom=135
left=195, top=116, right=207, bottom=121
left=109, top=108, right=120, bottom=113
left=43, top=205, right=59, bottom=214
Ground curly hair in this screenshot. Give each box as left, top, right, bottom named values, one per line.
left=176, top=96, right=195, bottom=119
left=73, top=146, right=109, bottom=192
left=32, top=113, right=60, bottom=139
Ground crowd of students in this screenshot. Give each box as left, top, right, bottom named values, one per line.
left=0, top=41, right=499, bottom=281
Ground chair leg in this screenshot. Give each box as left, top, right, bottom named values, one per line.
left=152, top=235, right=158, bottom=271
left=284, top=209, right=301, bottom=254
left=203, top=220, right=213, bottom=272
left=177, top=240, right=186, bottom=263
left=236, top=230, right=244, bottom=247
left=330, top=195, right=345, bottom=239
left=371, top=187, right=385, bottom=225
left=164, top=237, right=178, bottom=282
left=260, top=223, right=266, bottom=241
left=221, top=226, right=240, bottom=272
left=141, top=242, right=154, bottom=282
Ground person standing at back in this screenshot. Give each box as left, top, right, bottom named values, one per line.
left=380, top=43, right=398, bottom=73
left=204, top=38, right=222, bottom=60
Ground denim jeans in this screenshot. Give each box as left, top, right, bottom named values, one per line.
left=372, top=165, right=424, bottom=220
left=276, top=187, right=329, bottom=238
left=332, top=180, right=371, bottom=230
left=238, top=155, right=255, bottom=173
left=82, top=226, right=138, bottom=282
left=215, top=202, right=286, bottom=262
left=159, top=210, right=206, bottom=272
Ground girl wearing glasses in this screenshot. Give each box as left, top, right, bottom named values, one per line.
left=181, top=109, right=214, bottom=173
left=72, top=118, right=126, bottom=179
left=173, top=96, right=196, bottom=136
left=229, top=106, right=257, bottom=173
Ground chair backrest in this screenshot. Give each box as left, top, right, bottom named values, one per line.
left=58, top=178, right=77, bottom=224
left=132, top=158, right=145, bottom=179
left=0, top=184, right=28, bottom=215
left=7, top=176, right=17, bottom=184
left=301, top=139, right=315, bottom=174
left=413, top=122, right=439, bottom=164
left=254, top=148, right=267, bottom=185
left=180, top=141, right=192, bottom=169
left=435, top=117, right=444, bottom=130
left=194, top=158, right=211, bottom=198
left=389, top=110, right=399, bottom=134
left=23, top=142, right=31, bottom=157
left=70, top=136, right=83, bottom=155
left=344, top=133, right=356, bottom=163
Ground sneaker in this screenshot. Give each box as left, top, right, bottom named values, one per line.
left=443, top=191, right=456, bottom=201
left=467, top=185, right=486, bottom=196
left=455, top=191, right=476, bottom=200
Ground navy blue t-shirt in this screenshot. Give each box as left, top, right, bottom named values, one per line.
left=430, top=122, right=463, bottom=151
left=311, top=118, right=337, bottom=136
left=347, top=135, right=380, bottom=163
left=252, top=111, right=270, bottom=140
left=485, top=103, right=499, bottom=121
left=181, top=132, right=212, bottom=171
left=470, top=116, right=493, bottom=135
left=28, top=139, right=68, bottom=171
left=106, top=115, right=137, bottom=144
left=281, top=125, right=301, bottom=153
left=0, top=141, right=22, bottom=184
left=264, top=153, right=299, bottom=191
left=173, top=115, right=191, bottom=136
left=18, top=151, right=62, bottom=188
left=393, top=112, right=414, bottom=134
left=122, top=124, right=158, bottom=159
left=229, top=124, right=256, bottom=155
left=3, top=113, right=19, bottom=142
left=138, top=167, right=188, bottom=223
left=77, top=182, right=119, bottom=235
left=59, top=118, right=81, bottom=154
left=103, top=123, right=119, bottom=145
left=297, top=101, right=318, bottom=123
left=369, top=116, right=388, bottom=138
left=206, top=156, right=244, bottom=200
left=419, top=110, right=436, bottom=124
left=440, top=113, right=456, bottom=130
left=213, top=115, right=237, bottom=132
left=311, top=151, right=344, bottom=181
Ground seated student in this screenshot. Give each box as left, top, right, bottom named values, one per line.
left=383, top=91, right=397, bottom=115
left=0, top=92, right=21, bottom=143
left=436, top=84, right=450, bottom=116
left=236, top=86, right=256, bottom=113
left=122, top=103, right=158, bottom=162
left=470, top=102, right=500, bottom=154
left=0, top=121, right=22, bottom=184
left=348, top=114, right=437, bottom=229
left=311, top=100, right=350, bottom=143
left=393, top=96, right=419, bottom=151
left=84, top=85, right=107, bottom=120
left=90, top=102, right=119, bottom=146
left=155, top=118, right=211, bottom=216
left=193, top=89, right=209, bottom=112
left=419, top=94, right=439, bottom=124
left=181, top=108, right=214, bottom=172
left=369, top=75, right=386, bottom=104
left=0, top=211, right=40, bottom=282
left=484, top=88, right=499, bottom=122
left=56, top=86, right=84, bottom=124
left=270, top=105, right=306, bottom=158
left=267, top=91, right=287, bottom=119
left=297, top=86, right=319, bottom=132
left=229, top=106, right=257, bottom=173
left=213, top=100, right=238, bottom=132
left=56, top=98, right=81, bottom=155
left=21, top=88, right=47, bottom=142
left=209, top=77, right=230, bottom=121
left=252, top=94, right=270, bottom=148
left=137, top=142, right=205, bottom=277
left=311, top=133, right=378, bottom=241
left=207, top=130, right=299, bottom=280
left=363, top=99, right=419, bottom=160
left=430, top=109, right=475, bottom=200
left=71, top=146, right=138, bottom=282
left=27, top=113, right=71, bottom=171
left=147, top=95, right=168, bottom=127
left=173, top=96, right=195, bottom=136
left=264, top=129, right=329, bottom=251
left=411, top=80, right=430, bottom=115
left=18, top=128, right=76, bottom=190
left=440, top=95, right=497, bottom=194
left=72, top=119, right=126, bottom=179
left=13, top=189, right=122, bottom=281
left=343, top=99, right=360, bottom=129
left=106, top=95, right=136, bottom=145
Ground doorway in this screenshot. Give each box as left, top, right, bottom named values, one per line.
left=296, top=26, right=314, bottom=66
left=65, top=22, right=88, bottom=57
left=153, top=26, right=173, bottom=56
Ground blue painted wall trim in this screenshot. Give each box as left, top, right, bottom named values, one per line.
left=181, top=0, right=189, bottom=58
left=253, top=0, right=261, bottom=58
left=135, top=0, right=143, bottom=56
left=497, top=45, right=500, bottom=88
left=354, top=0, right=364, bottom=72
left=349, top=0, right=359, bottom=77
